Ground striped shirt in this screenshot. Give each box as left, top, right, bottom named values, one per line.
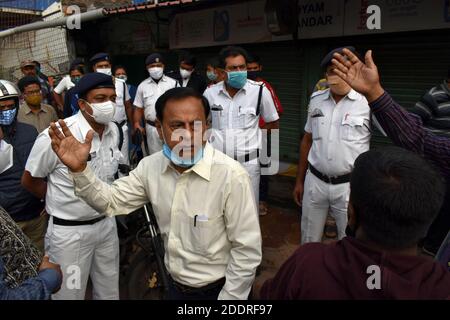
left=370, top=92, right=450, bottom=181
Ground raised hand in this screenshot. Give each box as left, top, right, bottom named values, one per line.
left=48, top=120, right=94, bottom=173
left=331, top=49, right=385, bottom=102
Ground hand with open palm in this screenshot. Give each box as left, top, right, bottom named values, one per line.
left=331, top=48, right=385, bottom=103
left=48, top=120, right=94, bottom=173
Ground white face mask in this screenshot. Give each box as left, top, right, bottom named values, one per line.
left=180, top=68, right=193, bottom=80
left=84, top=100, right=116, bottom=125
left=148, top=67, right=164, bottom=80
left=116, top=75, right=127, bottom=82
left=96, top=68, right=112, bottom=76
left=0, top=140, right=13, bottom=174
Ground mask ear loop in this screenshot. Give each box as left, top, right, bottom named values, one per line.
left=78, top=99, right=96, bottom=120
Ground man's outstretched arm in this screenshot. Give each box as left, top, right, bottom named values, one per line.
left=331, top=49, right=450, bottom=178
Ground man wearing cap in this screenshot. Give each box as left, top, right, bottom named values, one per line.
left=53, top=58, right=85, bottom=111
left=293, top=47, right=372, bottom=244
left=20, top=60, right=53, bottom=106
left=90, top=53, right=133, bottom=165
left=133, top=53, right=178, bottom=155
left=17, top=76, right=58, bottom=134
left=22, top=73, right=125, bottom=299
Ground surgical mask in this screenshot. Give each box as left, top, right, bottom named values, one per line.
left=84, top=100, right=116, bottom=124
left=116, top=75, right=127, bottom=82
left=207, top=71, right=217, bottom=82
left=148, top=67, right=164, bottom=80
left=0, top=108, right=16, bottom=126
left=227, top=71, right=247, bottom=89
left=96, top=68, right=112, bottom=76
left=162, top=143, right=204, bottom=168
left=247, top=70, right=261, bottom=81
left=0, top=140, right=13, bottom=174
left=71, top=76, right=82, bottom=85
left=25, top=95, right=42, bottom=106
left=180, top=68, right=193, bottom=80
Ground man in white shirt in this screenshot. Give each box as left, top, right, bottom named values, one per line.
left=90, top=53, right=133, bottom=165
left=47, top=87, right=262, bottom=300
left=22, top=73, right=126, bottom=300
left=203, top=46, right=280, bottom=214
left=53, top=58, right=84, bottom=111
left=293, top=47, right=372, bottom=244
left=133, top=53, right=178, bottom=156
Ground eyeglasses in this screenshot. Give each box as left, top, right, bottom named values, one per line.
left=25, top=89, right=42, bottom=96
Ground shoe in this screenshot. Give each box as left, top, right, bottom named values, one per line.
left=259, top=202, right=268, bottom=216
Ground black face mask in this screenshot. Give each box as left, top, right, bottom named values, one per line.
left=247, top=70, right=261, bottom=81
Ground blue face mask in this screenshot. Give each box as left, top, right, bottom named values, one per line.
left=0, top=108, right=16, bottom=126
left=226, top=71, right=247, bottom=89
left=207, top=71, right=218, bottom=82
left=162, top=143, right=204, bottom=168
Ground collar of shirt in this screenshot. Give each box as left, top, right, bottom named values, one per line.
left=74, top=111, right=114, bottom=152
left=21, top=102, right=47, bottom=115
left=218, top=80, right=249, bottom=98
left=147, top=75, right=169, bottom=85
left=324, top=88, right=359, bottom=102
left=161, top=143, right=213, bottom=181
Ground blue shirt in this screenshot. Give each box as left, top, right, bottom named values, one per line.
left=0, top=257, right=61, bottom=300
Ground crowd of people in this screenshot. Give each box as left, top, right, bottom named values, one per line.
left=0, top=45, right=449, bottom=300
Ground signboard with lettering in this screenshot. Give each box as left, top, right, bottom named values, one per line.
left=169, top=0, right=450, bottom=49
left=344, top=0, right=450, bottom=35
left=169, top=0, right=282, bottom=49
left=297, top=0, right=345, bottom=39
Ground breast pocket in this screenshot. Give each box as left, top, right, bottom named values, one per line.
left=179, top=213, right=225, bottom=256
left=143, top=91, right=155, bottom=108
left=341, top=116, right=367, bottom=141
left=311, top=117, right=324, bottom=140
left=237, top=107, right=257, bottom=129
left=211, top=106, right=224, bottom=130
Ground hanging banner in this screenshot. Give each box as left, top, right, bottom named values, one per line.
left=344, top=0, right=450, bottom=35
left=169, top=0, right=280, bottom=49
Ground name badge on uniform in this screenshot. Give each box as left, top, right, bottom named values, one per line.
left=211, top=104, right=223, bottom=111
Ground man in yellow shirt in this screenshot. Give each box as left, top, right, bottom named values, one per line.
left=47, top=87, right=262, bottom=300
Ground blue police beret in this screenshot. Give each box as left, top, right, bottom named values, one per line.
left=320, top=46, right=356, bottom=68
left=72, top=72, right=115, bottom=96
left=145, top=53, right=165, bottom=66
left=89, top=52, right=110, bottom=65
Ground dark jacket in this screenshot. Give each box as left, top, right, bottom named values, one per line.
left=261, top=237, right=450, bottom=300
left=0, top=122, right=44, bottom=222
left=167, top=70, right=207, bottom=94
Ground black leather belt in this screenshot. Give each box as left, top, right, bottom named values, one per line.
left=146, top=120, right=156, bottom=127
left=171, top=276, right=226, bottom=294
left=53, top=215, right=106, bottom=226
left=234, top=150, right=259, bottom=163
left=308, top=163, right=351, bottom=185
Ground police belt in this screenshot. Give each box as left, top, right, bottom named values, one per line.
left=234, top=150, right=259, bottom=163
left=146, top=120, right=156, bottom=127
left=53, top=215, right=106, bottom=226
left=308, top=162, right=351, bottom=185
left=171, top=276, right=226, bottom=294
